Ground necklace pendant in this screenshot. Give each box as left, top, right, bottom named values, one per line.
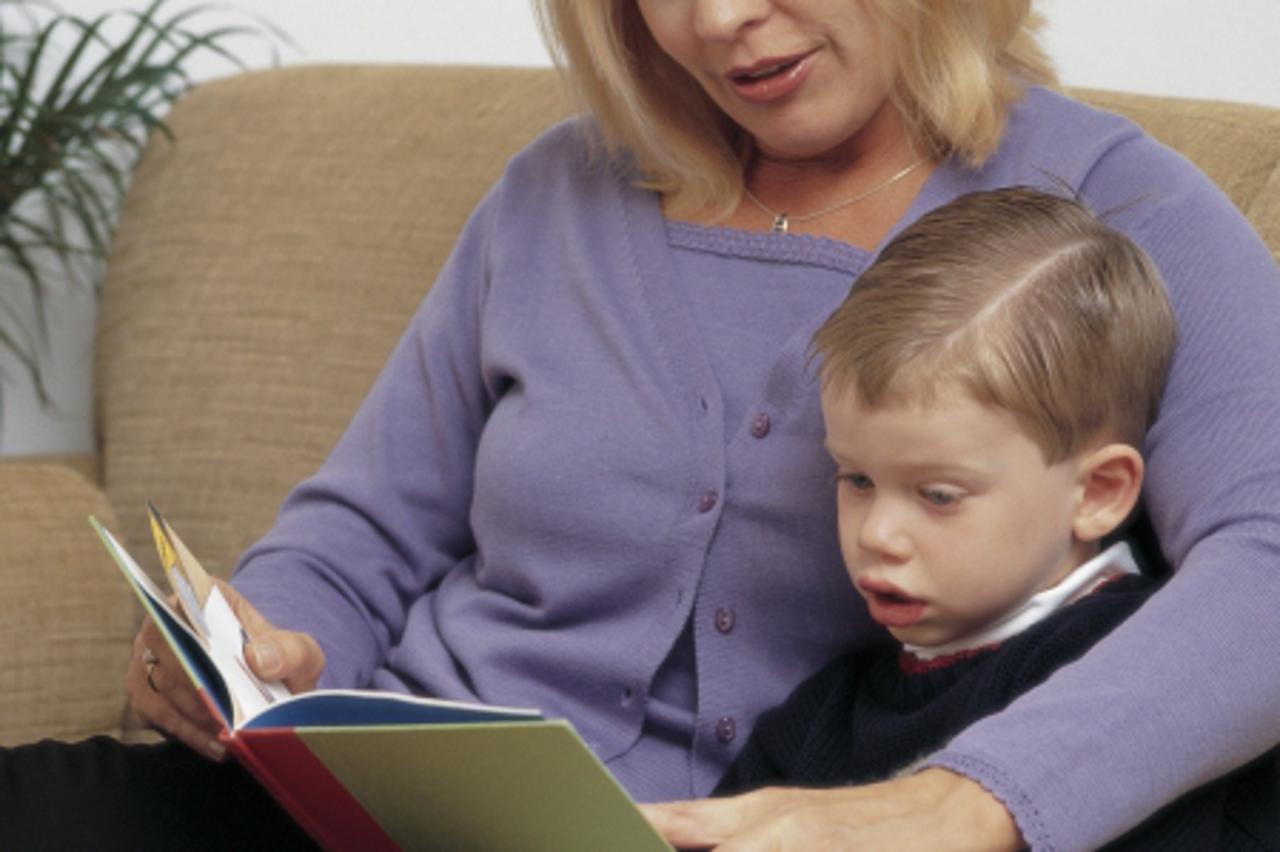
left=772, top=213, right=789, bottom=234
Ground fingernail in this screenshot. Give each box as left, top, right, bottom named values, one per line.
left=252, top=641, right=280, bottom=676
left=208, top=739, right=225, bottom=760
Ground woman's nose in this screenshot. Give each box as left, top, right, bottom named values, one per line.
left=692, top=0, right=771, bottom=42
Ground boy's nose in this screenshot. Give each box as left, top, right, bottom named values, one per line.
left=856, top=499, right=913, bottom=562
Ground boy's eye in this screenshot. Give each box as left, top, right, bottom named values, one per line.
left=919, top=487, right=962, bottom=507
left=840, top=472, right=875, bottom=491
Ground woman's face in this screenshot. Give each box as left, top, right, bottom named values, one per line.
left=635, top=0, right=901, bottom=161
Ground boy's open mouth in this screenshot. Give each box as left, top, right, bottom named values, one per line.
left=858, top=579, right=927, bottom=628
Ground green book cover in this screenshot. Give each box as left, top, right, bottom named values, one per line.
left=294, top=721, right=672, bottom=851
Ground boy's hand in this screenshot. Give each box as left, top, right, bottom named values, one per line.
left=124, top=579, right=326, bottom=761
left=638, top=768, right=1021, bottom=851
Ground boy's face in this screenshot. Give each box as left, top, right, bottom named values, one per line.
left=822, top=386, right=1094, bottom=648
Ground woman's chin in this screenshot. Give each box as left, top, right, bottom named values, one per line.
left=750, top=125, right=861, bottom=162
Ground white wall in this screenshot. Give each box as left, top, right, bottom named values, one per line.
left=3, top=0, right=1278, bottom=454
left=58, top=0, right=1280, bottom=106
left=1039, top=0, right=1280, bottom=108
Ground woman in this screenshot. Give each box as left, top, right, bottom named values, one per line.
left=7, top=1, right=1278, bottom=849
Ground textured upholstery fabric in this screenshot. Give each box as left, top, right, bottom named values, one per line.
left=0, top=65, right=1276, bottom=743
left=0, top=464, right=135, bottom=744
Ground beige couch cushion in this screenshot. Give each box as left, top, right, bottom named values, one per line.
left=0, top=464, right=137, bottom=744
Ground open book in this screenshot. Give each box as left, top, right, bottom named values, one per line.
left=93, top=506, right=671, bottom=852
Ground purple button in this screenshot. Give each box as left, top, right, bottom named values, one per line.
left=697, top=490, right=719, bottom=513
left=714, top=607, right=735, bottom=634
left=750, top=413, right=771, bottom=439
left=715, top=716, right=736, bottom=743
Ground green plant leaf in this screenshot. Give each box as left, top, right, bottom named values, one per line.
left=1, top=0, right=283, bottom=401
left=0, top=229, right=51, bottom=367
left=34, top=12, right=111, bottom=121
left=0, top=14, right=60, bottom=159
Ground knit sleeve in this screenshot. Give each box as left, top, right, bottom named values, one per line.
left=926, top=130, right=1280, bottom=850
left=229, top=177, right=503, bottom=690
left=990, top=579, right=1156, bottom=700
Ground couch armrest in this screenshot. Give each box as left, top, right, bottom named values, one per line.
left=0, top=462, right=138, bottom=744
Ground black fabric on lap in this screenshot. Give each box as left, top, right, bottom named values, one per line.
left=0, top=736, right=318, bottom=851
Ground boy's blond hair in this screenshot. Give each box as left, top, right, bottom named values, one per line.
left=533, top=0, right=1057, bottom=218
left=814, top=188, right=1177, bottom=462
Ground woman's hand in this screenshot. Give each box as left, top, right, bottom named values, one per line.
left=124, top=578, right=327, bottom=761
left=639, top=768, right=1022, bottom=852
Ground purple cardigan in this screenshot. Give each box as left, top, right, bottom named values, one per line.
left=233, top=87, right=1280, bottom=849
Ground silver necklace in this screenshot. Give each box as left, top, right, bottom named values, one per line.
left=743, top=158, right=927, bottom=234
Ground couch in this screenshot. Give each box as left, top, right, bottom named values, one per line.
left=1, top=65, right=1278, bottom=746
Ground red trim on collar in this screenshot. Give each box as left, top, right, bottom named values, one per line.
left=898, top=642, right=1002, bottom=674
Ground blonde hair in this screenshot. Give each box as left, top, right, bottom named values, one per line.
left=813, top=188, right=1177, bottom=463
left=533, top=0, right=1058, bottom=218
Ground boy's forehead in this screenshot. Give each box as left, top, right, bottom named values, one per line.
left=822, top=384, right=1052, bottom=475
left=820, top=373, right=971, bottom=415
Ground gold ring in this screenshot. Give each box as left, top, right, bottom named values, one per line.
left=142, top=647, right=161, bottom=692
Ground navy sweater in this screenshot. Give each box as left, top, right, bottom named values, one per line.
left=718, top=575, right=1279, bottom=849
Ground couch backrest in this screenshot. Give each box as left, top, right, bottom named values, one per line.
left=95, top=66, right=1280, bottom=578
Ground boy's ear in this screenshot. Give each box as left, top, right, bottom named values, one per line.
left=1072, top=444, right=1145, bottom=542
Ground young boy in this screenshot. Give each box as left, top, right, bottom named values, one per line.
left=715, top=188, right=1278, bottom=847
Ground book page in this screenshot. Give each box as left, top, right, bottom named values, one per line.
left=148, top=502, right=213, bottom=639
left=243, top=689, right=541, bottom=729
left=91, top=518, right=235, bottom=726
left=202, top=584, right=291, bottom=724
left=146, top=505, right=291, bottom=726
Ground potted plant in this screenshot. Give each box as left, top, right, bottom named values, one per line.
left=0, top=0, right=278, bottom=417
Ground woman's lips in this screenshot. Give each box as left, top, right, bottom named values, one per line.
left=727, top=51, right=816, bottom=103
left=857, top=578, right=927, bottom=628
